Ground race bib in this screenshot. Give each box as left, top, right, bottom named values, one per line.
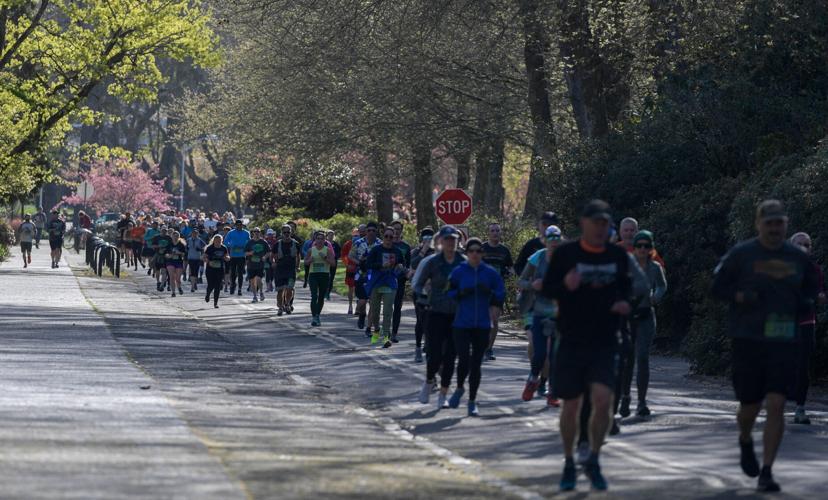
left=312, top=262, right=327, bottom=273
left=251, top=255, right=261, bottom=263
left=764, top=314, right=795, bottom=340
left=209, top=260, right=223, bottom=269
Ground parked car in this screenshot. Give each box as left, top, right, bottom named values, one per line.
left=94, top=212, right=120, bottom=227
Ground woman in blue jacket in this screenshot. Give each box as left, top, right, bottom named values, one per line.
left=447, top=237, right=506, bottom=416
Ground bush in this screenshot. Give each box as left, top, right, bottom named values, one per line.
left=0, top=218, right=15, bottom=261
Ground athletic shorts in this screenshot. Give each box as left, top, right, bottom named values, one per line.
left=166, top=260, right=183, bottom=269
left=49, top=237, right=63, bottom=250
left=247, top=266, right=264, bottom=278
left=345, top=271, right=356, bottom=287
left=731, top=338, right=795, bottom=405
left=21, top=242, right=33, bottom=252
left=355, top=280, right=368, bottom=300
left=154, top=256, right=166, bottom=270
left=188, top=259, right=201, bottom=277
left=142, top=247, right=156, bottom=258
left=553, top=335, right=620, bottom=400
left=131, top=241, right=143, bottom=253
left=274, top=272, right=296, bottom=290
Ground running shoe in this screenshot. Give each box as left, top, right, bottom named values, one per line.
left=485, top=349, right=496, bottom=361
left=419, top=380, right=435, bottom=404
left=171, top=292, right=176, bottom=298
left=757, top=468, right=780, bottom=492
left=576, top=442, right=590, bottom=466
left=584, top=460, right=608, bottom=491
left=437, top=392, right=447, bottom=410
left=191, top=285, right=196, bottom=293
left=214, top=304, right=219, bottom=309
left=636, top=402, right=651, bottom=417
left=370, top=330, right=380, bottom=345
left=252, top=296, right=258, bottom=303
left=205, top=295, right=210, bottom=303
left=285, top=306, right=293, bottom=315
left=739, top=438, right=760, bottom=477
left=147, top=269, right=152, bottom=276
left=537, top=379, right=548, bottom=398
left=619, top=396, right=631, bottom=418
left=260, top=291, right=265, bottom=301
left=449, top=387, right=465, bottom=408
left=609, top=418, right=620, bottom=436
left=178, top=287, right=183, bottom=295
left=364, top=327, right=372, bottom=339
left=382, top=336, right=392, bottom=348
left=467, top=401, right=479, bottom=417
left=391, top=335, right=399, bottom=344
left=198, top=277, right=203, bottom=284
left=357, top=316, right=365, bottom=330
left=793, top=408, right=811, bottom=425
left=237, top=289, right=242, bottom=296
left=547, top=394, right=560, bottom=407
left=522, top=376, right=539, bottom=402
left=277, top=308, right=284, bottom=317
left=414, top=346, right=423, bottom=363
left=560, top=462, right=577, bottom=491
left=347, top=306, right=353, bottom=315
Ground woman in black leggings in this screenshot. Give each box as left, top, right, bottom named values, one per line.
left=203, top=234, right=230, bottom=308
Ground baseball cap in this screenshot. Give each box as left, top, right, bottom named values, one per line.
left=581, top=199, right=612, bottom=221
left=465, top=237, right=483, bottom=251
left=756, top=200, right=787, bottom=222
left=437, top=226, right=461, bottom=239
left=633, top=230, right=654, bottom=245
left=266, top=228, right=275, bottom=235
left=545, top=225, right=562, bottom=240
left=540, top=211, right=559, bottom=224
left=420, top=227, right=435, bottom=240
left=235, top=219, right=243, bottom=225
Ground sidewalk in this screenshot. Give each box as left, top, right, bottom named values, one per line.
left=0, top=246, right=244, bottom=499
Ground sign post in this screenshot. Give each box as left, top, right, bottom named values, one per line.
left=77, top=181, right=94, bottom=211
left=434, top=189, right=473, bottom=225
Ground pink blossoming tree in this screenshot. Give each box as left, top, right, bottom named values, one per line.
left=62, top=158, right=172, bottom=214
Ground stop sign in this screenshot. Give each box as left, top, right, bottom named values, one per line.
left=434, top=189, right=473, bottom=225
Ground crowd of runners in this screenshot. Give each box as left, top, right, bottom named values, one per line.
left=12, top=198, right=822, bottom=493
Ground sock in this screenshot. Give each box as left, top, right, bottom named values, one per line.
left=760, top=465, right=772, bottom=478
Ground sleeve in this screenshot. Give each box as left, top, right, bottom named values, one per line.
left=711, top=248, right=739, bottom=302
left=490, top=271, right=506, bottom=308
left=504, top=248, right=515, bottom=274
left=628, top=254, right=649, bottom=302
left=652, top=262, right=668, bottom=305
left=514, top=241, right=532, bottom=276
left=412, top=255, right=432, bottom=296
left=517, top=259, right=536, bottom=291
left=446, top=267, right=460, bottom=300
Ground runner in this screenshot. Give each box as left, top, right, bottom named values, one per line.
left=221, top=225, right=232, bottom=292
left=18, top=214, right=36, bottom=268
left=618, top=230, right=667, bottom=418
left=46, top=210, right=66, bottom=269
left=515, top=211, right=558, bottom=276
left=245, top=227, right=270, bottom=303
left=164, top=230, right=186, bottom=297
left=116, top=212, right=134, bottom=262
left=518, top=225, right=563, bottom=406
left=325, top=230, right=341, bottom=301
left=305, top=230, right=336, bottom=326
left=481, top=222, right=514, bottom=361
left=142, top=220, right=160, bottom=277
left=446, top=237, right=506, bottom=416
left=413, top=225, right=466, bottom=409
left=152, top=226, right=173, bottom=292
left=788, top=232, right=824, bottom=425
left=365, top=227, right=406, bottom=346
left=264, top=228, right=278, bottom=292
left=122, top=221, right=136, bottom=269
left=286, top=221, right=303, bottom=310
left=341, top=229, right=357, bottom=315
left=350, top=222, right=380, bottom=335
left=203, top=233, right=230, bottom=308
left=128, top=220, right=146, bottom=271
left=32, top=206, right=46, bottom=249
left=389, top=220, right=411, bottom=343
left=409, top=227, right=435, bottom=362
left=712, top=200, right=819, bottom=493
left=224, top=220, right=250, bottom=296
left=273, top=224, right=301, bottom=316
left=541, top=199, right=634, bottom=492
left=187, top=228, right=206, bottom=293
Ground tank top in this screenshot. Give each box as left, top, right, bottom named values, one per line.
left=310, top=245, right=330, bottom=274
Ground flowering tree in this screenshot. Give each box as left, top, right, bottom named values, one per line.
left=63, top=158, right=172, bottom=214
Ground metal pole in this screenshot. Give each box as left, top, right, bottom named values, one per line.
left=39, top=186, right=43, bottom=209
left=180, top=148, right=185, bottom=212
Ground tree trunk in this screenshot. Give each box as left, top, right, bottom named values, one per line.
left=455, top=149, right=472, bottom=190
left=519, top=0, right=557, bottom=218
left=558, top=0, right=610, bottom=140
left=473, top=143, right=490, bottom=214
left=475, top=137, right=505, bottom=217
left=371, top=150, right=394, bottom=223
left=412, top=141, right=437, bottom=230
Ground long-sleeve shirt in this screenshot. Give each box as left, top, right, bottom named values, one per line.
left=224, top=229, right=250, bottom=258
left=515, top=237, right=544, bottom=276
left=635, top=259, right=667, bottom=310
left=712, top=238, right=818, bottom=342
left=541, top=240, right=633, bottom=343
left=412, top=252, right=466, bottom=315
left=448, top=262, right=506, bottom=329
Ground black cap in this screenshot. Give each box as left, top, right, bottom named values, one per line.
left=540, top=211, right=559, bottom=224
left=465, top=237, right=483, bottom=250
left=420, top=227, right=435, bottom=238
left=581, top=200, right=612, bottom=221
left=437, top=226, right=461, bottom=239
left=756, top=199, right=787, bottom=222
left=366, top=222, right=378, bottom=230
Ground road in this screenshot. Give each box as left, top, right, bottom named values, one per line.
left=1, top=245, right=826, bottom=499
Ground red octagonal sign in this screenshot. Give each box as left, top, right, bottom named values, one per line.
left=434, top=189, right=473, bottom=225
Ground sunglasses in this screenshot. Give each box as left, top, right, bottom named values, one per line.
left=466, top=247, right=483, bottom=254
left=383, top=234, right=394, bottom=239
left=366, top=228, right=376, bottom=232
left=282, top=231, right=291, bottom=234
left=635, top=243, right=653, bottom=249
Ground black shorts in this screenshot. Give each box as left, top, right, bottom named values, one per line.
left=247, top=266, right=264, bottom=278
left=154, top=256, right=166, bottom=270
left=188, top=259, right=201, bottom=277
left=553, top=336, right=620, bottom=400
left=21, top=242, right=33, bottom=252
left=142, top=247, right=155, bottom=258
left=355, top=280, right=368, bottom=300
left=274, top=274, right=296, bottom=289
left=732, top=338, right=795, bottom=405
left=131, top=241, right=143, bottom=253
left=49, top=237, right=63, bottom=250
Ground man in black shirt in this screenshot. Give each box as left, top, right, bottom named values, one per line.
left=515, top=211, right=558, bottom=276
left=481, top=222, right=514, bottom=361
left=46, top=210, right=66, bottom=269
left=712, top=200, right=818, bottom=493
left=541, top=200, right=632, bottom=492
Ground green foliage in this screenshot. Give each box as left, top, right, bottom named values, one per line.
left=0, top=218, right=14, bottom=261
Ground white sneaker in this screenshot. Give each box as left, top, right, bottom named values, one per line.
left=418, top=381, right=434, bottom=404
left=576, top=441, right=591, bottom=466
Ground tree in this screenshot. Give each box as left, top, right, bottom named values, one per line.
left=0, top=0, right=219, bottom=203
left=62, top=157, right=172, bottom=214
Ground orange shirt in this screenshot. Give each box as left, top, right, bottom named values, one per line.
left=130, top=226, right=146, bottom=241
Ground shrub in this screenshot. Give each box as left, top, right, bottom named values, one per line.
left=0, top=218, right=15, bottom=261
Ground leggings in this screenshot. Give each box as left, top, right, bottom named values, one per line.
left=426, top=311, right=456, bottom=389
left=621, top=309, right=656, bottom=403
left=613, top=325, right=632, bottom=415
left=414, top=302, right=429, bottom=348
left=229, top=257, right=246, bottom=290
left=392, top=276, right=407, bottom=336
left=328, top=264, right=337, bottom=293
left=454, top=328, right=489, bottom=401
left=308, top=272, right=329, bottom=316
left=530, top=316, right=556, bottom=382
left=369, top=288, right=395, bottom=333
left=793, top=324, right=815, bottom=406
left=205, top=268, right=223, bottom=305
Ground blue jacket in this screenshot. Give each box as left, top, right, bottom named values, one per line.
left=448, top=262, right=506, bottom=329
left=224, top=229, right=250, bottom=258
left=364, top=244, right=404, bottom=295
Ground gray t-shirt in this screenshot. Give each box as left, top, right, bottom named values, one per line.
left=19, top=222, right=36, bottom=243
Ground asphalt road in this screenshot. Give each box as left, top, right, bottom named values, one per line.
left=1, top=245, right=826, bottom=498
